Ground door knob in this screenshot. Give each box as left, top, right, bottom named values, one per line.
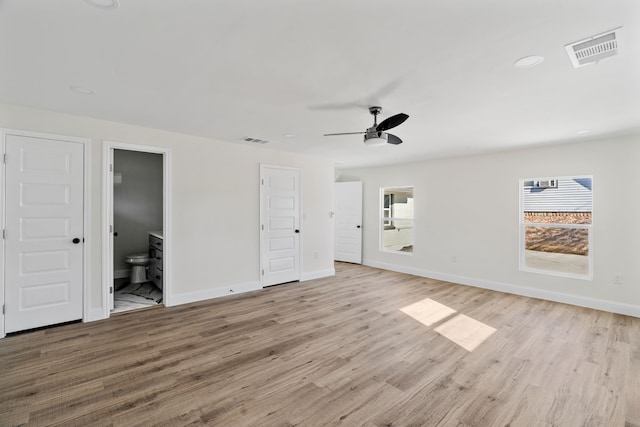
left=294, top=229, right=300, bottom=233
left=72, top=238, right=81, bottom=244
left=357, top=225, right=361, bottom=228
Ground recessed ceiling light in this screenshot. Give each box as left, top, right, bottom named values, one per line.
left=69, top=86, right=96, bottom=95
left=576, top=129, right=590, bottom=135
left=513, top=55, right=544, bottom=68
left=84, top=0, right=120, bottom=9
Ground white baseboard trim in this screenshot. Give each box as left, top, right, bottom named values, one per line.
left=363, top=259, right=640, bottom=318
left=169, top=281, right=262, bottom=307
left=114, top=269, right=130, bottom=279
left=301, top=268, right=335, bottom=282
left=169, top=269, right=335, bottom=307
left=85, top=307, right=107, bottom=323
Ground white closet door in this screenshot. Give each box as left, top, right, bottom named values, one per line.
left=334, top=181, right=362, bottom=264
left=4, top=134, right=84, bottom=333
left=260, top=165, right=300, bottom=287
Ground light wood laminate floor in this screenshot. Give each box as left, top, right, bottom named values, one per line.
left=1, top=262, right=639, bottom=426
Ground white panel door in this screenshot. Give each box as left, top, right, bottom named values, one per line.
left=261, top=166, right=300, bottom=287
left=334, top=181, right=363, bottom=263
left=4, top=135, right=84, bottom=333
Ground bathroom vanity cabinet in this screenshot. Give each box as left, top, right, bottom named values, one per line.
left=149, top=232, right=163, bottom=290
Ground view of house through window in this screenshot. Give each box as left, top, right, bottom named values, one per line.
left=520, top=176, right=592, bottom=278
left=381, top=187, right=414, bottom=253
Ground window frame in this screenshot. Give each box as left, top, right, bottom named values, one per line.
left=518, top=175, right=593, bottom=280
left=380, top=186, right=414, bottom=255
left=383, top=194, right=392, bottom=227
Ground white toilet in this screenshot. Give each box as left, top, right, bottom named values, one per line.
left=124, top=253, right=150, bottom=284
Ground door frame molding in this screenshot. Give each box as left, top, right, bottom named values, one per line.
left=102, top=141, right=171, bottom=319
left=259, top=163, right=302, bottom=287
left=0, top=128, right=91, bottom=339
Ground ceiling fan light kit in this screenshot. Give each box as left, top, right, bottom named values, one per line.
left=363, top=134, right=388, bottom=146
left=324, top=106, right=409, bottom=146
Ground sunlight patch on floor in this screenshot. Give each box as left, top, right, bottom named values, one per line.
left=400, top=298, right=456, bottom=327
left=434, top=314, right=497, bottom=352
left=400, top=298, right=497, bottom=352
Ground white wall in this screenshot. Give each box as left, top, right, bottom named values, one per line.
left=0, top=104, right=335, bottom=318
left=337, top=135, right=640, bottom=316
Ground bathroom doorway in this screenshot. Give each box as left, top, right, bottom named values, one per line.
left=102, top=142, right=171, bottom=317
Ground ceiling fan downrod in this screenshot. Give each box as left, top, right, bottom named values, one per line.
left=369, top=106, right=382, bottom=127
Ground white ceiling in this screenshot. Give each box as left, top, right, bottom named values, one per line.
left=1, top=0, right=639, bottom=168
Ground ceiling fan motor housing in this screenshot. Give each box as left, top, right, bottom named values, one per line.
left=365, top=127, right=382, bottom=138
left=364, top=129, right=387, bottom=146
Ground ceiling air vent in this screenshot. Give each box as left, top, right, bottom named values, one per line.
left=565, top=27, right=622, bottom=68
left=242, top=137, right=269, bottom=144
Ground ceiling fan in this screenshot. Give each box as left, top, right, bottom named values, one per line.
left=324, top=106, right=409, bottom=146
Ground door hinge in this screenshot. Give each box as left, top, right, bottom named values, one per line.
left=109, top=163, right=113, bottom=172
left=109, top=225, right=113, bottom=233
left=261, top=224, right=264, bottom=231
left=3, top=153, right=6, bottom=164
left=2, top=229, right=5, bottom=239
left=110, top=286, right=113, bottom=294
left=261, top=269, right=264, bottom=276
left=261, top=178, right=264, bottom=185
left=2, top=304, right=4, bottom=315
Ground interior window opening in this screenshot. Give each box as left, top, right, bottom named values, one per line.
left=381, top=186, right=414, bottom=253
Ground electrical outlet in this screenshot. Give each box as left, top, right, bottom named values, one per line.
left=614, top=274, right=623, bottom=285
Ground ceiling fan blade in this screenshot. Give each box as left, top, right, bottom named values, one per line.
left=376, top=113, right=409, bottom=132
left=386, top=133, right=403, bottom=145
left=324, top=132, right=366, bottom=136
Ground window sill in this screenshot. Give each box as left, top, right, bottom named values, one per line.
left=381, top=249, right=413, bottom=256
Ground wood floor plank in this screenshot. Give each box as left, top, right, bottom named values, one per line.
left=0, top=262, right=638, bottom=426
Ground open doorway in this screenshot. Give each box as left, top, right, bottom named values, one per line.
left=103, top=142, right=170, bottom=317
